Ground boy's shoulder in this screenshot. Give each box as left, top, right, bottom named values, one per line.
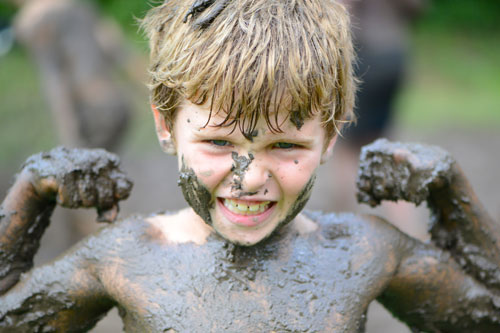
left=85, top=208, right=212, bottom=253
left=302, top=210, right=409, bottom=249
left=99, top=209, right=408, bottom=248
left=88, top=209, right=408, bottom=251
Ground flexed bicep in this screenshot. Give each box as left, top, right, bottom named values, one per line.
left=0, top=147, right=132, bottom=294
left=379, top=239, right=500, bottom=332
left=357, top=139, right=500, bottom=290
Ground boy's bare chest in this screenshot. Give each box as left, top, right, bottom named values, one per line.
left=102, top=232, right=385, bottom=332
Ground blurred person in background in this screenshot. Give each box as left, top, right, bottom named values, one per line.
left=8, top=0, right=137, bottom=151
left=335, top=0, right=428, bottom=240
left=7, top=0, right=145, bottom=242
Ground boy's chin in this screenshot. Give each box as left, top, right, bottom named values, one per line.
left=209, top=214, right=287, bottom=247
left=212, top=228, right=275, bottom=247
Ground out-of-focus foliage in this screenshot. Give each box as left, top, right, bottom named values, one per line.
left=89, top=0, right=500, bottom=34
left=2, top=1, right=500, bottom=34
left=0, top=3, right=16, bottom=22
left=91, top=0, right=151, bottom=33
left=419, top=0, right=500, bottom=33
left=0, top=1, right=150, bottom=32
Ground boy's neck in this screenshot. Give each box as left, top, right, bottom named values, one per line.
left=146, top=208, right=213, bottom=245
left=146, top=208, right=317, bottom=247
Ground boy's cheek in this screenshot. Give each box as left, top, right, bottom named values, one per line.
left=274, top=154, right=320, bottom=194
left=188, top=152, right=233, bottom=188
left=278, top=170, right=316, bottom=197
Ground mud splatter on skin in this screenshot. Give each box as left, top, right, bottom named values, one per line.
left=178, top=156, right=213, bottom=225
left=238, top=191, right=258, bottom=197
left=356, top=139, right=454, bottom=207
left=230, top=152, right=254, bottom=193
left=280, top=174, right=316, bottom=229
left=0, top=147, right=132, bottom=295
left=246, top=129, right=259, bottom=142
left=24, top=147, right=132, bottom=213
left=357, top=138, right=500, bottom=290
left=3, top=143, right=500, bottom=331
left=177, top=150, right=314, bottom=245
left=290, top=110, right=304, bottom=130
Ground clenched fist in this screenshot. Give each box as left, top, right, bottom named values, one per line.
left=22, top=147, right=133, bottom=222
left=356, top=139, right=455, bottom=207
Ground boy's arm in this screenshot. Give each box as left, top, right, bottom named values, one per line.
left=1, top=147, right=132, bottom=295
left=378, top=235, right=500, bottom=331
left=0, top=241, right=116, bottom=331
left=0, top=147, right=132, bottom=330
left=357, top=139, right=500, bottom=330
left=357, top=139, right=500, bottom=289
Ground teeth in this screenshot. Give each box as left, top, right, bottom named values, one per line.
left=236, top=203, right=248, bottom=212
left=223, top=199, right=270, bottom=215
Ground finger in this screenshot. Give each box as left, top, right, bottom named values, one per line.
left=97, top=204, right=119, bottom=223
left=113, top=173, right=133, bottom=200
left=78, top=174, right=97, bottom=208
left=95, top=177, right=115, bottom=209
left=35, top=176, right=59, bottom=200
left=57, top=173, right=81, bottom=208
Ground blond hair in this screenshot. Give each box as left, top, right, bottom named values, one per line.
left=141, top=0, right=356, bottom=139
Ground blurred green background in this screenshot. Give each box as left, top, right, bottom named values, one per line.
left=0, top=0, right=499, bottom=171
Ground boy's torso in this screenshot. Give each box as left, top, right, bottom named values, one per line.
left=95, top=211, right=400, bottom=332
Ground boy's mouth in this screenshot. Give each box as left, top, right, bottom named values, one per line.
left=217, top=198, right=276, bottom=227
left=223, top=198, right=271, bottom=215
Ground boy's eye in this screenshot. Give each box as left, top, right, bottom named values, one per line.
left=273, top=142, right=296, bottom=149
left=210, top=140, right=231, bottom=147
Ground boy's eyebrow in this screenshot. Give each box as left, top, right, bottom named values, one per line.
left=267, top=133, right=317, bottom=144
left=194, top=127, right=318, bottom=144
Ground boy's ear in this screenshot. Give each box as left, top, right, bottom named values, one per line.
left=151, top=104, right=177, bottom=155
left=320, top=135, right=338, bottom=165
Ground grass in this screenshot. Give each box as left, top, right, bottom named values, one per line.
left=396, top=31, right=500, bottom=129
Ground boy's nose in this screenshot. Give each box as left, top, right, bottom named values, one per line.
left=234, top=155, right=269, bottom=193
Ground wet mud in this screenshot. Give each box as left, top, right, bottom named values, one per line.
left=81, top=212, right=375, bottom=332
left=3, top=141, right=500, bottom=332
left=280, top=174, right=316, bottom=228
left=230, top=151, right=254, bottom=193
left=184, top=0, right=230, bottom=29
left=24, top=146, right=132, bottom=217
left=356, top=139, right=500, bottom=290
left=178, top=156, right=213, bottom=225
left=0, top=198, right=55, bottom=295
left=1, top=147, right=132, bottom=295
left=247, top=129, right=259, bottom=142
left=356, top=139, right=454, bottom=207
left=0, top=226, right=116, bottom=331
left=290, top=110, right=305, bottom=130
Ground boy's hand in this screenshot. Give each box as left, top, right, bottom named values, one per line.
left=22, top=147, right=133, bottom=222
left=356, top=139, right=455, bottom=207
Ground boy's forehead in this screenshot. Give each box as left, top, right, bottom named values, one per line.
left=180, top=98, right=309, bottom=125
left=177, top=98, right=321, bottom=139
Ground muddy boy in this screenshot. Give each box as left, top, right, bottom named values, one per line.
left=1, top=0, right=500, bottom=331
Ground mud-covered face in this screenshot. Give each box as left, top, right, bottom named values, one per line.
left=158, top=100, right=335, bottom=246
